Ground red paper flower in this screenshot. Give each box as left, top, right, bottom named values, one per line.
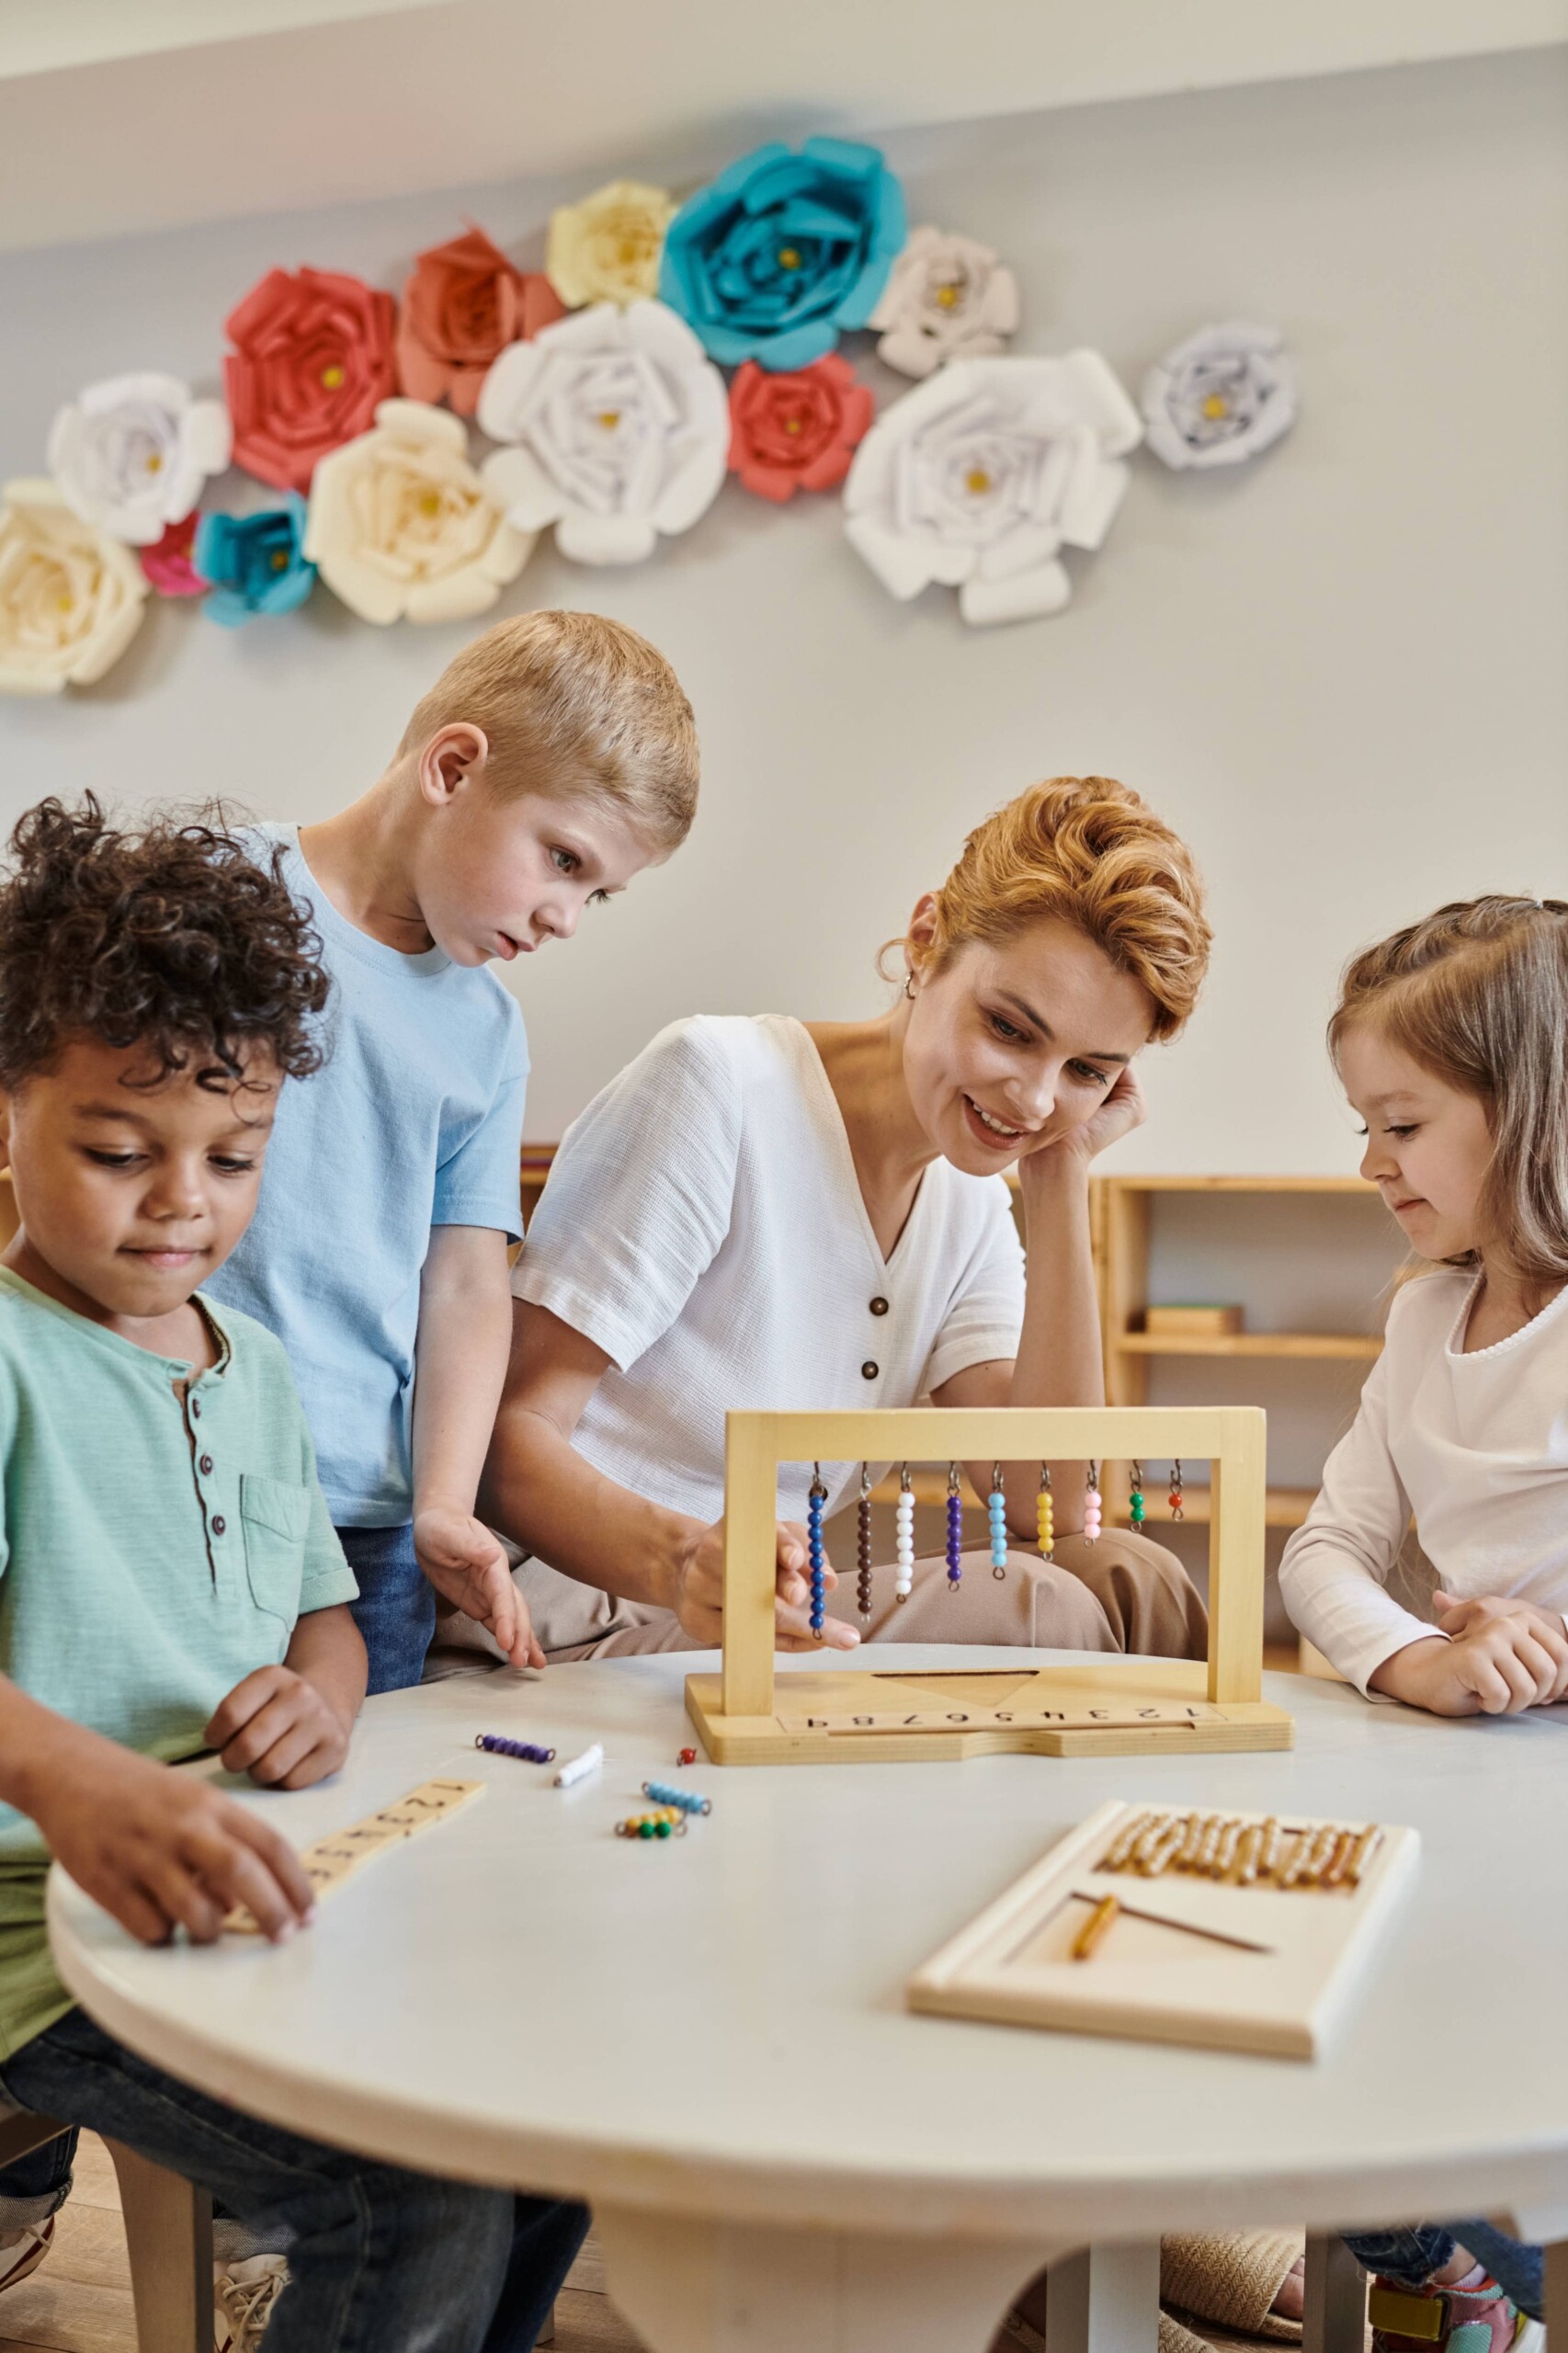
left=727, top=354, right=873, bottom=503
left=397, top=226, right=564, bottom=417
left=139, top=514, right=206, bottom=597
left=224, top=267, right=398, bottom=494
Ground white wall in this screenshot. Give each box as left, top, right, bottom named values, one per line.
left=2, top=49, right=1564, bottom=1169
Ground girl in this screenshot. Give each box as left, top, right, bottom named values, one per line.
left=1278, top=894, right=1567, bottom=2353
left=476, top=776, right=1210, bottom=1661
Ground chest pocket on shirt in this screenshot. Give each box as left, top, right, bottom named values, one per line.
left=240, top=1473, right=309, bottom=1626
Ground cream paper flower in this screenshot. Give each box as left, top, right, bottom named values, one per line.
left=303, top=398, right=533, bottom=624
left=843, top=350, right=1142, bottom=626
left=47, top=372, right=231, bottom=547
left=869, top=226, right=1020, bottom=379
left=1141, top=324, right=1297, bottom=470
left=546, top=181, right=678, bottom=310
left=479, top=301, right=727, bottom=566
left=0, top=478, right=150, bottom=694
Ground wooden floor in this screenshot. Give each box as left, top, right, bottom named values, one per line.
left=0, top=2134, right=642, bottom=2353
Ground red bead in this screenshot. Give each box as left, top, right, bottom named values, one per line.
left=678, top=1747, right=698, bottom=1766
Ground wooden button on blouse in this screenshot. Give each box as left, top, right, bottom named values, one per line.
left=861, top=1361, right=879, bottom=1380
left=869, top=1297, right=889, bottom=1316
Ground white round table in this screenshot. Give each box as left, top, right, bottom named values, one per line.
left=48, top=1651, right=1568, bottom=2353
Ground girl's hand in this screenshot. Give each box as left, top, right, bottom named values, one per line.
left=1371, top=1597, right=1568, bottom=1715
left=1017, top=1063, right=1147, bottom=1192
left=668, top=1518, right=859, bottom=1653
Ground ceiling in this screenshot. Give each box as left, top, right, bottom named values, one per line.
left=0, top=0, right=1563, bottom=254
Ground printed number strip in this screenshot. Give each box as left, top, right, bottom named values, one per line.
left=223, top=1777, right=485, bottom=1934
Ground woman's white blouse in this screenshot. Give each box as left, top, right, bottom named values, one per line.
left=1278, top=1267, right=1568, bottom=1693
left=512, top=1015, right=1026, bottom=1527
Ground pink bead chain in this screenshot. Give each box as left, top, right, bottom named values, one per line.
left=1083, top=1461, right=1103, bottom=1544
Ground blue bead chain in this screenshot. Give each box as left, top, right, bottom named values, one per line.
left=808, top=1468, right=827, bottom=1639
left=946, top=1464, right=963, bottom=1591
left=988, top=1462, right=1008, bottom=1580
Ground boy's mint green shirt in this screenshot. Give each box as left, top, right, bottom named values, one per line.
left=0, top=1268, right=358, bottom=2059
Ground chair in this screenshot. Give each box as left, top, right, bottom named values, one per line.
left=0, top=2109, right=210, bottom=2353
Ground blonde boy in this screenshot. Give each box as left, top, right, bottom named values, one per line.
left=206, top=610, right=699, bottom=1692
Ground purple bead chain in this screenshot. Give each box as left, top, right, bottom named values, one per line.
left=947, top=1466, right=963, bottom=1591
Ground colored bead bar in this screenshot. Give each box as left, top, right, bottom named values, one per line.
left=1129, top=1461, right=1145, bottom=1529
left=857, top=1462, right=874, bottom=1620
left=988, top=1461, right=1007, bottom=1580
left=808, top=1465, right=827, bottom=1640
left=894, top=1463, right=915, bottom=1602
left=1168, top=1459, right=1184, bottom=1520
left=615, top=1809, right=686, bottom=1840
left=475, top=1733, right=556, bottom=1764
left=1037, top=1463, right=1054, bottom=1561
left=946, top=1463, right=963, bottom=1592
left=677, top=1747, right=698, bottom=1767
left=642, top=1780, right=711, bottom=1815
left=1083, top=1462, right=1102, bottom=1544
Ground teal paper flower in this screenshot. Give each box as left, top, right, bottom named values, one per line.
left=659, top=138, right=906, bottom=372
left=192, top=495, right=315, bottom=626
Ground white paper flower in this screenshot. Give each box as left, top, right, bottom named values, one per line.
left=869, top=225, right=1021, bottom=379
left=0, top=479, right=150, bottom=695
left=46, top=372, right=231, bottom=547
left=843, top=350, right=1142, bottom=627
left=303, top=398, right=533, bottom=625
left=478, top=301, right=728, bottom=565
left=1141, top=324, right=1297, bottom=471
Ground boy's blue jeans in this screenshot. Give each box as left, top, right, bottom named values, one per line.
left=0, top=2007, right=585, bottom=2350
left=338, top=1521, right=436, bottom=1697
left=1343, top=2222, right=1544, bottom=2321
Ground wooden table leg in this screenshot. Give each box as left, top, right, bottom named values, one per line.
left=1303, top=2233, right=1366, bottom=2353
left=104, top=2138, right=212, bottom=2353
left=594, top=2204, right=1074, bottom=2353
left=1043, top=2244, right=1161, bottom=2353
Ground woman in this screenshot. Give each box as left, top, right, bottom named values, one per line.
left=479, top=777, right=1211, bottom=1661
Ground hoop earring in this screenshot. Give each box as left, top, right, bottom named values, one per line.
left=903, top=972, right=916, bottom=1000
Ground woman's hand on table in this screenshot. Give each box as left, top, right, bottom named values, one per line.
left=28, top=1723, right=316, bottom=1948
left=665, top=1518, right=860, bottom=1653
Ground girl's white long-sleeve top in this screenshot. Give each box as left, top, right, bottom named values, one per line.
left=1278, top=1267, right=1568, bottom=1693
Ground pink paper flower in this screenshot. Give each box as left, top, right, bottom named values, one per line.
left=727, top=354, right=873, bottom=503
left=139, top=514, right=206, bottom=597
left=396, top=227, right=564, bottom=417
left=224, top=267, right=398, bottom=494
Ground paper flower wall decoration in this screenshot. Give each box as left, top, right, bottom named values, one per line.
left=479, top=301, right=727, bottom=565
left=0, top=479, right=150, bottom=694
left=843, top=350, right=1142, bottom=627
left=660, top=137, right=907, bottom=371
left=140, top=516, right=206, bottom=597
left=397, top=226, right=563, bottom=418
left=46, top=374, right=230, bottom=548
left=1141, top=324, right=1297, bottom=471
left=194, top=496, right=315, bottom=626
left=547, top=181, right=678, bottom=310
left=303, top=399, right=531, bottom=624
left=224, top=267, right=398, bottom=494
left=869, top=226, right=1021, bottom=380
left=727, top=355, right=873, bottom=503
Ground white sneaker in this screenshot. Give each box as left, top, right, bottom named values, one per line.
left=0, top=2217, right=55, bottom=2293
left=214, top=2252, right=289, bottom=2350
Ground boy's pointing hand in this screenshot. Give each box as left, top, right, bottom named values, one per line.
left=415, top=1504, right=546, bottom=1672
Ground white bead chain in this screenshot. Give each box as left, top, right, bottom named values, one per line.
left=894, top=1463, right=915, bottom=1601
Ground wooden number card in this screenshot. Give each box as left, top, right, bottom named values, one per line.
left=224, top=1777, right=484, bottom=1935
left=907, top=1798, right=1419, bottom=2059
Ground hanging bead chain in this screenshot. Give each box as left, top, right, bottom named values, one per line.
left=857, top=1462, right=874, bottom=1620
left=1083, top=1461, right=1103, bottom=1544
left=1168, top=1459, right=1185, bottom=1519
left=1129, top=1460, right=1145, bottom=1529
left=946, top=1462, right=964, bottom=1592
left=1037, top=1462, right=1054, bottom=1559
left=807, top=1464, right=827, bottom=1640
left=988, top=1461, right=1008, bottom=1580
left=894, top=1463, right=915, bottom=1602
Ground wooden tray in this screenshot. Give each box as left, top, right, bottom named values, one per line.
left=907, top=1799, right=1418, bottom=2059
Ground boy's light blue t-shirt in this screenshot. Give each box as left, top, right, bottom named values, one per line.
left=205, top=826, right=528, bottom=1527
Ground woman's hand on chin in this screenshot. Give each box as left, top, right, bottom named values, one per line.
left=665, top=1518, right=860, bottom=1653
left=1018, top=1062, right=1147, bottom=1188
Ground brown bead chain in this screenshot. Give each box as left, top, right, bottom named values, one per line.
left=857, top=1466, right=874, bottom=1620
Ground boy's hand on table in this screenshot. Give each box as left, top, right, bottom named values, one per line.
left=1371, top=1595, right=1568, bottom=1715
left=414, top=1504, right=546, bottom=1671
left=207, top=1665, right=354, bottom=1789
left=667, top=1518, right=860, bottom=1653
left=29, top=1726, right=315, bottom=1948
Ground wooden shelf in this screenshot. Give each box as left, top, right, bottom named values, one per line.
left=1116, top=1331, right=1381, bottom=1361
left=1097, top=1175, right=1379, bottom=1196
